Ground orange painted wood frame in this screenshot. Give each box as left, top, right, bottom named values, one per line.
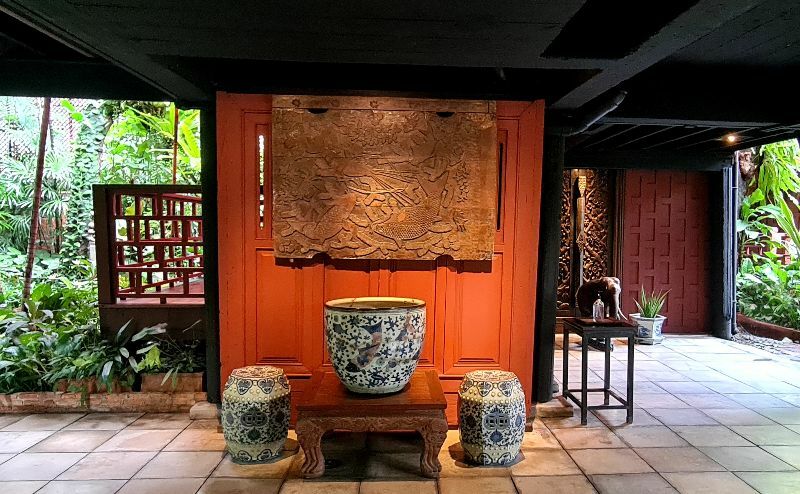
left=216, top=93, right=544, bottom=424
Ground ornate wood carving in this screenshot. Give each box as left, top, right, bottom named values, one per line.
left=272, top=95, right=497, bottom=260
left=557, top=173, right=573, bottom=309
left=582, top=170, right=612, bottom=281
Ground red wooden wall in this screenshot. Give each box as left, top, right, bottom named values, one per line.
left=621, top=170, right=710, bottom=333
left=216, top=93, right=544, bottom=424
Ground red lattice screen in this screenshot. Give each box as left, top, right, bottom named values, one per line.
left=621, top=171, right=710, bottom=333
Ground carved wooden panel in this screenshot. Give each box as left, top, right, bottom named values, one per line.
left=272, top=96, right=497, bottom=260
left=557, top=173, right=573, bottom=309
left=582, top=170, right=613, bottom=281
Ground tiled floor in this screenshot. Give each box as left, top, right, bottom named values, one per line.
left=0, top=336, right=799, bottom=493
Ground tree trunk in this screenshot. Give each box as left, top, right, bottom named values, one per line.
left=21, top=97, right=52, bottom=301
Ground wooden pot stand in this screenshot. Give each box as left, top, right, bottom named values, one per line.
left=296, top=370, right=449, bottom=478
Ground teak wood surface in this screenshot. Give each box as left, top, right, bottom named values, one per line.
left=296, top=370, right=448, bottom=478
left=216, top=93, right=544, bottom=425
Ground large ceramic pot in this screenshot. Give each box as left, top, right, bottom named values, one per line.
left=630, top=313, right=667, bottom=345
left=221, top=366, right=291, bottom=464
left=324, top=297, right=426, bottom=394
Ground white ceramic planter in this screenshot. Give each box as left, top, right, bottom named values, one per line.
left=630, top=313, right=666, bottom=345
left=324, top=297, right=426, bottom=394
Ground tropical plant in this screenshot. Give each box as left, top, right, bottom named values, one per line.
left=634, top=287, right=669, bottom=318
left=737, top=255, right=800, bottom=330
left=97, top=320, right=165, bottom=389
left=140, top=320, right=205, bottom=387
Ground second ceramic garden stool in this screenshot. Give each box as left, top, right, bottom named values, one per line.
left=221, top=365, right=291, bottom=464
left=458, top=370, right=526, bottom=466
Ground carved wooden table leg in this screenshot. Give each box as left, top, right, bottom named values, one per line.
left=418, top=414, right=449, bottom=478
left=296, top=418, right=326, bottom=478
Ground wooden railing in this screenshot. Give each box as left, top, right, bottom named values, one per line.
left=93, top=185, right=204, bottom=305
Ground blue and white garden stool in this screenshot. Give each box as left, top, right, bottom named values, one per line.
left=222, top=366, right=291, bottom=464
left=458, top=370, right=526, bottom=466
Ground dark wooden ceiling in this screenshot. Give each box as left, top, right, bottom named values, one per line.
left=2, top=0, right=799, bottom=153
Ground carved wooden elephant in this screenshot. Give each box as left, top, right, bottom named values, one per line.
left=575, top=277, right=626, bottom=320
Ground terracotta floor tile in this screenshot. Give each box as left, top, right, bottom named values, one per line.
left=116, top=477, right=206, bottom=494
left=28, top=430, right=116, bottom=453
left=594, top=408, right=662, bottom=428
left=698, top=446, right=794, bottom=472
left=729, top=425, right=800, bottom=446
left=0, top=415, right=26, bottom=429
left=700, top=381, right=761, bottom=394
left=278, top=480, right=360, bottom=494
left=0, top=453, right=85, bottom=481
left=212, top=451, right=297, bottom=479
left=510, top=449, right=582, bottom=476
left=439, top=477, right=517, bottom=494
left=2, top=414, right=85, bottom=432
left=745, top=381, right=800, bottom=394
left=513, top=474, right=596, bottom=494
left=58, top=452, right=156, bottom=480
left=163, top=429, right=226, bottom=451
left=95, top=429, right=180, bottom=452
left=763, top=446, right=800, bottom=469
left=724, top=394, right=796, bottom=408
left=360, top=480, right=437, bottom=494
left=521, top=427, right=562, bottom=449
left=0, top=431, right=55, bottom=454
left=663, top=472, right=757, bottom=494
left=65, top=413, right=143, bottom=431
left=701, top=409, right=776, bottom=426
left=437, top=445, right=511, bottom=478
left=647, top=408, right=719, bottom=426
left=0, top=480, right=48, bottom=494
left=672, top=394, right=740, bottom=409
left=752, top=408, right=800, bottom=425
left=364, top=452, right=427, bottom=479
left=569, top=448, right=652, bottom=475
left=590, top=473, right=677, bottom=493
left=542, top=412, right=604, bottom=429
left=186, top=419, right=221, bottom=430
left=669, top=425, right=752, bottom=447
left=126, top=413, right=192, bottom=430
left=614, top=425, right=689, bottom=448
left=135, top=451, right=224, bottom=478
left=635, top=394, right=692, bottom=409
left=198, top=477, right=283, bottom=494
left=655, top=382, right=713, bottom=394
left=550, top=427, right=626, bottom=449
left=36, top=480, right=127, bottom=494
left=736, top=471, right=800, bottom=494
left=633, top=447, right=725, bottom=472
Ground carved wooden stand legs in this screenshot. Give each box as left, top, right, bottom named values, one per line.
left=296, top=413, right=449, bottom=479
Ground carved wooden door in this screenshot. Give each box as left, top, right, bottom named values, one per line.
left=217, top=94, right=543, bottom=424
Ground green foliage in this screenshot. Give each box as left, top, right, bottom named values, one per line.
left=634, top=287, right=669, bottom=318
left=61, top=101, right=105, bottom=276
left=737, top=255, right=800, bottom=330
left=140, top=320, right=204, bottom=388
left=97, top=320, right=166, bottom=389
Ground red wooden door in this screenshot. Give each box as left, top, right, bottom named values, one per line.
left=621, top=170, right=710, bottom=333
left=217, top=94, right=544, bottom=423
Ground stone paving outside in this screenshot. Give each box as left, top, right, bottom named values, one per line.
left=0, top=335, right=799, bottom=493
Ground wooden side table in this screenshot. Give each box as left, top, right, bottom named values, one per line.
left=295, top=370, right=449, bottom=478
left=562, top=317, right=636, bottom=425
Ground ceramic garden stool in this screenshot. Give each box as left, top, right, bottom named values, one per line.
left=221, top=365, right=291, bottom=464
left=458, top=370, right=526, bottom=466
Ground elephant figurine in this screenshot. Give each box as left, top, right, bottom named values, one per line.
left=575, top=277, right=626, bottom=320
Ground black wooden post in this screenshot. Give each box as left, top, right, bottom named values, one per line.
left=533, top=134, right=565, bottom=404
left=708, top=165, right=736, bottom=339
left=200, top=105, right=221, bottom=403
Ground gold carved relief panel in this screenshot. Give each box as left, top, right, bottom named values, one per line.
left=272, top=96, right=497, bottom=260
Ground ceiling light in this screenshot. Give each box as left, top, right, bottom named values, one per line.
left=725, top=134, right=738, bottom=143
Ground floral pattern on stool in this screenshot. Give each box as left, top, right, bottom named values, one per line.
left=324, top=297, right=426, bottom=394
left=222, top=365, right=290, bottom=464
left=458, top=370, right=526, bottom=466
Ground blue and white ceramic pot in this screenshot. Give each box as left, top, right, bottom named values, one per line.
left=324, top=297, right=426, bottom=394
left=221, top=366, right=291, bottom=464
left=458, top=370, right=526, bottom=466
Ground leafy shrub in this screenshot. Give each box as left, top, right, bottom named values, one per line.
left=737, top=255, right=800, bottom=330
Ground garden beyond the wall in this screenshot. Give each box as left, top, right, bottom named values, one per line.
left=736, top=140, right=800, bottom=342
left=0, top=96, right=206, bottom=399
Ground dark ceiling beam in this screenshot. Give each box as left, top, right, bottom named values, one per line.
left=1, top=1, right=208, bottom=102
left=550, top=0, right=770, bottom=110
left=0, top=59, right=168, bottom=100
left=565, top=149, right=731, bottom=170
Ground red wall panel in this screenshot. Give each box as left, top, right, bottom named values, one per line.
left=216, top=95, right=544, bottom=424
left=621, top=170, right=710, bottom=333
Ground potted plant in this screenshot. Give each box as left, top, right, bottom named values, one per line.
left=140, top=321, right=205, bottom=392
left=630, top=287, right=669, bottom=345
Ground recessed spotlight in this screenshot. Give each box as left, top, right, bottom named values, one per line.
left=725, top=134, right=738, bottom=143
